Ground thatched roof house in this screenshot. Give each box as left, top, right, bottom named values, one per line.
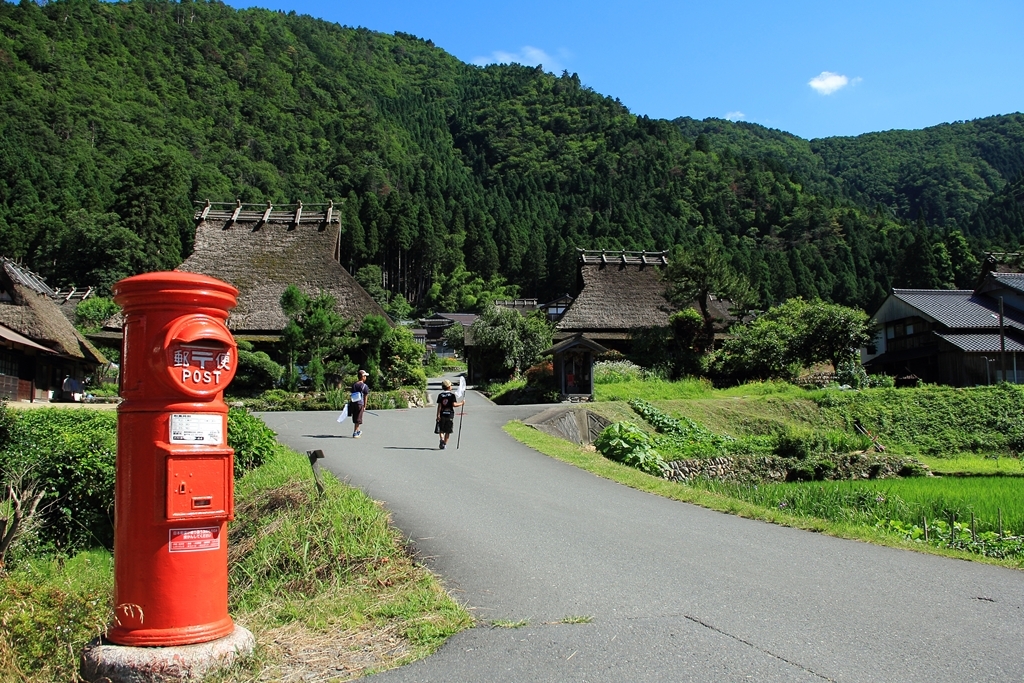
left=178, top=201, right=389, bottom=339
left=0, top=258, right=107, bottom=401
left=554, top=250, right=673, bottom=347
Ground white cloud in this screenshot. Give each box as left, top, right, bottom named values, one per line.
left=809, top=71, right=852, bottom=95
left=472, top=46, right=564, bottom=73
left=725, top=111, right=746, bottom=121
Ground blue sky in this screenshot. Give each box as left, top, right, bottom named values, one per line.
left=225, top=0, right=1023, bottom=140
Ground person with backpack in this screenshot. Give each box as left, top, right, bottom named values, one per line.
left=349, top=369, right=370, bottom=438
left=434, top=379, right=464, bottom=450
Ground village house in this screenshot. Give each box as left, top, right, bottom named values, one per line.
left=177, top=200, right=390, bottom=344
left=862, top=255, right=1024, bottom=386
left=0, top=258, right=107, bottom=402
left=553, top=249, right=673, bottom=352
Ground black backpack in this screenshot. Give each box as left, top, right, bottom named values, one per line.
left=438, top=391, right=455, bottom=417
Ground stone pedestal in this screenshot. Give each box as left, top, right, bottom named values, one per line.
left=80, top=626, right=255, bottom=682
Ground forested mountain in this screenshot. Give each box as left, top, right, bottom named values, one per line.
left=1, top=0, right=1022, bottom=315
left=673, top=114, right=1024, bottom=232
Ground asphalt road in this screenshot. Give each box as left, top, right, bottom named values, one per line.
left=258, top=380, right=1024, bottom=682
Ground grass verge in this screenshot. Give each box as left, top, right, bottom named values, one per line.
left=503, top=421, right=1023, bottom=570
left=0, top=444, right=471, bottom=682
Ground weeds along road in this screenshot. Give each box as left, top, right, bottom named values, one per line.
left=258, top=380, right=1024, bottom=683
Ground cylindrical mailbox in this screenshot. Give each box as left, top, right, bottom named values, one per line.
left=108, top=272, right=239, bottom=646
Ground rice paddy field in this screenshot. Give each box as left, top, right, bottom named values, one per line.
left=694, top=476, right=1023, bottom=534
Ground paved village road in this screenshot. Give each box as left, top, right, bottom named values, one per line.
left=259, top=382, right=1024, bottom=683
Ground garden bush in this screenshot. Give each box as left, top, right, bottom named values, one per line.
left=594, top=422, right=667, bottom=477
left=0, top=409, right=117, bottom=554
left=227, top=407, right=279, bottom=477
left=0, top=407, right=278, bottom=562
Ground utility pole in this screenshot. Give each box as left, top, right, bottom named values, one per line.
left=999, top=297, right=1007, bottom=384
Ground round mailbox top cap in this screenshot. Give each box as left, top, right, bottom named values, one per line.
left=113, top=271, right=238, bottom=311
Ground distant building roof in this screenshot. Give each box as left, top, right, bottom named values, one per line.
left=178, top=200, right=389, bottom=334
left=0, top=258, right=107, bottom=364
left=422, top=313, right=478, bottom=327
left=556, top=249, right=672, bottom=334
left=934, top=332, right=1024, bottom=353
left=888, top=289, right=1024, bottom=331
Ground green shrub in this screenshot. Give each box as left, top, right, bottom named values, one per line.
left=594, top=422, right=667, bottom=477
left=0, top=549, right=113, bottom=681
left=227, top=408, right=278, bottom=477
left=232, top=347, right=284, bottom=395
left=0, top=409, right=117, bottom=554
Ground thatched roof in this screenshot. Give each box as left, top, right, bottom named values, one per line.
left=0, top=258, right=107, bottom=364
left=555, top=250, right=673, bottom=337
left=178, top=201, right=390, bottom=334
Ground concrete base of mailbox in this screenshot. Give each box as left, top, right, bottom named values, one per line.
left=80, top=626, right=255, bottom=682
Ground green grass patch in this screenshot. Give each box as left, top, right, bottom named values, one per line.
left=503, top=422, right=1024, bottom=569
left=491, top=619, right=529, bottom=629
left=0, top=549, right=112, bottom=682
left=1, top=443, right=471, bottom=682
left=918, top=454, right=1024, bottom=476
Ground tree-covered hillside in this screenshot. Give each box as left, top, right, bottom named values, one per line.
left=1, top=0, right=1021, bottom=313
left=674, top=114, right=1024, bottom=231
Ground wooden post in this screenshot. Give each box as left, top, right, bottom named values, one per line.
left=923, top=515, right=929, bottom=542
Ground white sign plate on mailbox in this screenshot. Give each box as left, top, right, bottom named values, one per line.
left=169, top=413, right=223, bottom=445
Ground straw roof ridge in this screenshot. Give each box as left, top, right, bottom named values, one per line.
left=556, top=254, right=674, bottom=332
left=0, top=260, right=107, bottom=363
left=178, top=214, right=390, bottom=333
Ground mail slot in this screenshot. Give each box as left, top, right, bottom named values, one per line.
left=107, top=272, right=240, bottom=647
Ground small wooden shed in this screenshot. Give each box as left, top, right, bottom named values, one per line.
left=542, top=334, right=608, bottom=401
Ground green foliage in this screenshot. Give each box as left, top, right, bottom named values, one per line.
left=593, top=359, right=649, bottom=384
left=0, top=549, right=113, bottom=681
left=425, top=266, right=520, bottom=314
left=3, top=0, right=1018, bottom=316
left=231, top=340, right=285, bottom=396
left=378, top=325, right=427, bottom=390
left=423, top=353, right=465, bottom=377
left=227, top=408, right=278, bottom=478
left=716, top=298, right=871, bottom=380
left=280, top=285, right=354, bottom=391
left=469, top=306, right=553, bottom=376
left=72, top=296, right=120, bottom=334
left=594, top=422, right=667, bottom=476
left=0, top=409, right=117, bottom=554
left=814, top=384, right=1024, bottom=457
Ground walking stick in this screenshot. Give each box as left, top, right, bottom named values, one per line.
left=456, top=376, right=466, bottom=449
left=456, top=401, right=465, bottom=449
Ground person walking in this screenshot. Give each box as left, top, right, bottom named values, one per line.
left=349, top=369, right=370, bottom=438
left=435, top=379, right=464, bottom=450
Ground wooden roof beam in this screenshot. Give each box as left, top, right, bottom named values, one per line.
left=228, top=199, right=242, bottom=226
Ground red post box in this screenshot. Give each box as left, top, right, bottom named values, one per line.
left=108, top=272, right=239, bottom=646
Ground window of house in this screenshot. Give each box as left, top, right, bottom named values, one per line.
left=0, top=350, right=17, bottom=377
left=906, top=323, right=914, bottom=335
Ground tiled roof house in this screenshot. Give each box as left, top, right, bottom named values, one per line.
left=0, top=258, right=107, bottom=401
left=177, top=201, right=390, bottom=339
left=863, top=260, right=1024, bottom=385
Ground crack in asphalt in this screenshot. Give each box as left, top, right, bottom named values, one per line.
left=682, top=614, right=835, bottom=682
